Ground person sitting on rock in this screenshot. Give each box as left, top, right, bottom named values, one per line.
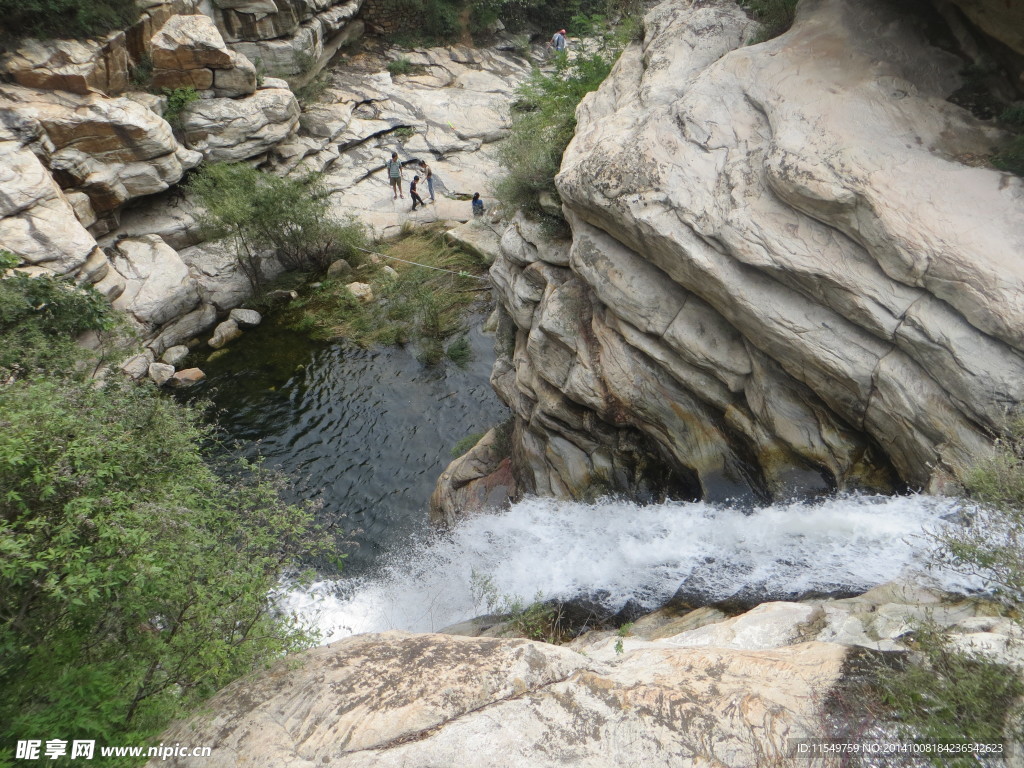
left=471, top=192, right=484, bottom=217
left=411, top=175, right=425, bottom=211
left=385, top=152, right=403, bottom=200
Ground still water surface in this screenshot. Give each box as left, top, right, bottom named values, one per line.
left=186, top=312, right=508, bottom=575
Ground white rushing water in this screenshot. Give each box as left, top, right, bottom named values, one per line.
left=281, top=493, right=975, bottom=644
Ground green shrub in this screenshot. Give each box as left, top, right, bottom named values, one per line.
left=188, top=163, right=368, bottom=292
left=0, top=0, right=139, bottom=41
left=993, top=136, right=1024, bottom=177
left=129, top=53, right=153, bottom=88
left=0, top=378, right=322, bottom=752
left=495, top=47, right=617, bottom=224
left=931, top=412, right=1024, bottom=606
left=387, top=57, right=415, bottom=76
left=451, top=431, right=485, bottom=458
left=738, top=0, right=798, bottom=44
left=162, top=87, right=199, bottom=129
left=0, top=250, right=116, bottom=380
left=833, top=625, right=1024, bottom=766
left=1000, top=105, right=1024, bottom=127
left=446, top=335, right=472, bottom=365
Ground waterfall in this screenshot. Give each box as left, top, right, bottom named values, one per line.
left=281, top=493, right=975, bottom=644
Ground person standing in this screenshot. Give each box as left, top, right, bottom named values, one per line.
left=471, top=192, right=484, bottom=217
left=410, top=175, right=425, bottom=211
left=420, top=160, right=435, bottom=203
left=385, top=152, right=404, bottom=200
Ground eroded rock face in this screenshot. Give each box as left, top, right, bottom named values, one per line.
left=464, top=0, right=1024, bottom=511
left=0, top=84, right=202, bottom=225
left=211, top=0, right=365, bottom=78
left=181, top=86, right=300, bottom=161
left=148, top=630, right=846, bottom=768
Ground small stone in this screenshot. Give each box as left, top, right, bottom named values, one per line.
left=209, top=319, right=242, bottom=349
left=346, top=282, right=374, bottom=303
left=161, top=345, right=190, bottom=366
left=327, top=258, right=352, bottom=279
left=148, top=362, right=175, bottom=386
left=381, top=265, right=399, bottom=279
left=229, top=307, right=263, bottom=329
left=167, top=368, right=206, bottom=388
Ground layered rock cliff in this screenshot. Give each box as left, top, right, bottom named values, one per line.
left=438, top=0, right=1024, bottom=517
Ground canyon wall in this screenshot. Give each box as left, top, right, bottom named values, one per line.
left=436, top=0, right=1024, bottom=518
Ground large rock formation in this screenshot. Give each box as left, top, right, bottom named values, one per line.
left=446, top=0, right=1024, bottom=515
left=207, top=0, right=366, bottom=79
left=147, top=581, right=1021, bottom=767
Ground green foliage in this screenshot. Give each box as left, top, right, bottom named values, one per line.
left=451, top=431, right=485, bottom=458
left=188, top=163, right=368, bottom=293
left=445, top=335, right=472, bottom=365
left=285, top=229, right=487, bottom=364
left=470, top=0, right=640, bottom=34
left=0, top=377, right=322, bottom=755
left=387, top=57, right=415, bottom=76
left=993, top=136, right=1024, bottom=177
left=738, top=0, right=798, bottom=44
left=1000, top=105, right=1024, bottom=127
left=129, top=53, right=153, bottom=88
left=931, top=413, right=1024, bottom=607
left=495, top=40, right=619, bottom=224
left=0, top=0, right=139, bottom=41
left=0, top=251, right=116, bottom=381
left=863, top=625, right=1024, bottom=764
left=162, top=87, right=199, bottom=129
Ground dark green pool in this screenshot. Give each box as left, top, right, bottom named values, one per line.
left=185, top=311, right=509, bottom=576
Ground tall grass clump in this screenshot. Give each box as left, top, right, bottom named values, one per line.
left=285, top=228, right=487, bottom=365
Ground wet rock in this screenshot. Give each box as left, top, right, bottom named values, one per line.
left=208, top=319, right=242, bottom=349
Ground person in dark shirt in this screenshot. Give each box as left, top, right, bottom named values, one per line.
left=471, top=192, right=484, bottom=217
left=410, top=175, right=425, bottom=211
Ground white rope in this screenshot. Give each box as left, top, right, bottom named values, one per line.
left=353, top=245, right=491, bottom=282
